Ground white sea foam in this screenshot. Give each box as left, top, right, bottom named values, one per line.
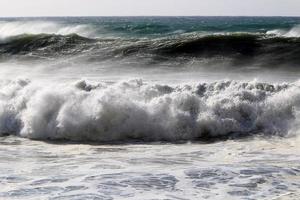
left=267, top=25, right=300, bottom=37
left=1, top=136, right=299, bottom=200
left=0, top=79, right=299, bottom=142
left=0, top=21, right=96, bottom=39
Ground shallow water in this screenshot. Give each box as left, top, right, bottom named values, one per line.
left=0, top=136, right=299, bottom=200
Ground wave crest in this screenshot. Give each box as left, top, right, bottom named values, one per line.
left=0, top=79, right=299, bottom=142
left=267, top=25, right=300, bottom=37
left=0, top=21, right=96, bottom=39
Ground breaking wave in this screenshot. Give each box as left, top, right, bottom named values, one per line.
left=1, top=32, right=300, bottom=67
left=267, top=25, right=300, bottom=37
left=0, top=79, right=299, bottom=142
left=0, top=21, right=96, bottom=39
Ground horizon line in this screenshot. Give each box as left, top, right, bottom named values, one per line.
left=1, top=15, right=300, bottom=18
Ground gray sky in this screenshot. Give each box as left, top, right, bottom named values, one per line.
left=0, top=0, right=300, bottom=17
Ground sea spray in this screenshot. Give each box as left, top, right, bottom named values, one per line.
left=0, top=79, right=299, bottom=142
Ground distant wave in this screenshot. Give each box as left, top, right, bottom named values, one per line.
left=1, top=32, right=300, bottom=67
left=267, top=25, right=300, bottom=37
left=0, top=21, right=96, bottom=39
left=0, top=79, right=299, bottom=142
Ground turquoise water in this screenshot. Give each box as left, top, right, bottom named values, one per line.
left=2, top=16, right=300, bottom=37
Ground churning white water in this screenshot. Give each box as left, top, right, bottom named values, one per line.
left=0, top=78, right=300, bottom=142
left=0, top=136, right=299, bottom=200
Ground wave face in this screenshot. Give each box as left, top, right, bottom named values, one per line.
left=1, top=33, right=300, bottom=67
left=0, top=79, right=299, bottom=142
left=0, top=17, right=300, bottom=67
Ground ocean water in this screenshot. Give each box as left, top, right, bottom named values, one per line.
left=0, top=17, right=300, bottom=199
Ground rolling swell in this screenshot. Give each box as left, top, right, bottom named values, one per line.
left=1, top=33, right=300, bottom=67
left=0, top=79, right=299, bottom=142
left=0, top=34, right=95, bottom=57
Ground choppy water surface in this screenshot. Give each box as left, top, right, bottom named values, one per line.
left=0, top=137, right=299, bottom=200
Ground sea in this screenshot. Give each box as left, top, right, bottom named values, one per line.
left=0, top=16, right=300, bottom=199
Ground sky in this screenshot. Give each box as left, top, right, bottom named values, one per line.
left=0, top=0, right=300, bottom=17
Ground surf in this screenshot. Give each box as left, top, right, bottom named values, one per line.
left=0, top=79, right=299, bottom=142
